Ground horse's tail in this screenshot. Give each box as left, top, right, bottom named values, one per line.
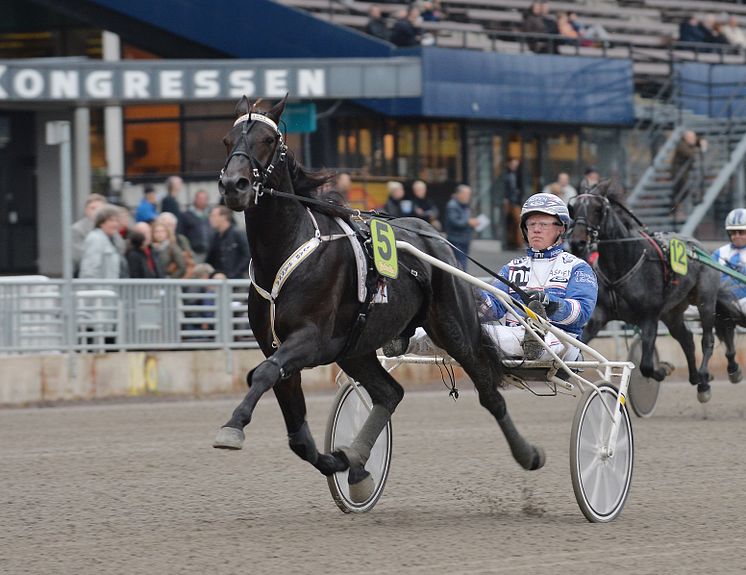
left=717, top=286, right=746, bottom=328
left=479, top=327, right=507, bottom=389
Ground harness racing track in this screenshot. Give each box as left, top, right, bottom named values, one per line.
left=2, top=379, right=745, bottom=574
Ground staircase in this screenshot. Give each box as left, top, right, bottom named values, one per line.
left=628, top=116, right=746, bottom=232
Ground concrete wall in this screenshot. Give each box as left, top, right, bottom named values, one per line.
left=1, top=333, right=743, bottom=406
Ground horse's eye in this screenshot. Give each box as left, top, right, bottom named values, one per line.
left=264, top=137, right=275, bottom=145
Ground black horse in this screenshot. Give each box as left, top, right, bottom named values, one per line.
left=212, top=96, right=544, bottom=501
left=568, top=179, right=719, bottom=403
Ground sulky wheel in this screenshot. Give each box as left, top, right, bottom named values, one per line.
left=627, top=335, right=661, bottom=418
left=570, top=382, right=634, bottom=523
left=324, top=381, right=392, bottom=513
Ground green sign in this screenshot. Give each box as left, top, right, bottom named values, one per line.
left=283, top=102, right=317, bottom=134
left=670, top=238, right=688, bottom=275
left=370, top=219, right=398, bottom=279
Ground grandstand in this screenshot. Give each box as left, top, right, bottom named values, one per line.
left=275, top=0, right=746, bottom=233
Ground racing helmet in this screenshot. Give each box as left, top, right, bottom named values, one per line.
left=520, top=192, right=572, bottom=240
left=725, top=208, right=746, bottom=231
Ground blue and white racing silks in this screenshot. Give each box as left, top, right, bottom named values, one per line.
left=478, top=244, right=598, bottom=338
left=712, top=242, right=746, bottom=300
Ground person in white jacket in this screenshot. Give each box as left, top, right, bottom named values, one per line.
left=79, top=205, right=126, bottom=279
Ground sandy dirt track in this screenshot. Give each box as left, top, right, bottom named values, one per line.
left=2, top=378, right=746, bottom=575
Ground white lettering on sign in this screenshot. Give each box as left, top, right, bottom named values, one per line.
left=50, top=70, right=79, bottom=98
left=265, top=69, right=287, bottom=97
left=14, top=69, right=44, bottom=98
left=86, top=71, right=113, bottom=98
left=194, top=70, right=219, bottom=98
left=298, top=69, right=324, bottom=97
left=0, top=64, right=337, bottom=100
left=160, top=70, right=183, bottom=98
left=123, top=70, right=149, bottom=98
left=229, top=70, right=255, bottom=97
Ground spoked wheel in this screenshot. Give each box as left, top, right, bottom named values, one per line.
left=570, top=383, right=634, bottom=523
left=627, top=335, right=661, bottom=418
left=324, top=381, right=392, bottom=513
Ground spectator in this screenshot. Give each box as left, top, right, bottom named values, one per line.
left=543, top=172, right=577, bottom=203
left=111, top=205, right=132, bottom=258
left=523, top=2, right=549, bottom=53
left=333, top=172, right=352, bottom=199
left=135, top=185, right=159, bottom=223
left=390, top=7, right=423, bottom=47
left=445, top=184, right=479, bottom=269
left=722, top=15, right=746, bottom=48
left=383, top=181, right=413, bottom=217
left=178, top=189, right=212, bottom=264
left=568, top=11, right=610, bottom=44
left=556, top=12, right=579, bottom=42
left=158, top=212, right=195, bottom=277
left=697, top=15, right=729, bottom=45
left=126, top=222, right=164, bottom=279
left=79, top=205, right=127, bottom=279
left=578, top=166, right=600, bottom=192
left=151, top=220, right=187, bottom=279
left=411, top=179, right=441, bottom=230
left=160, top=175, right=183, bottom=220
left=71, top=193, right=106, bottom=276
left=679, top=15, right=707, bottom=43
left=503, top=158, right=524, bottom=249
left=206, top=205, right=250, bottom=279
left=672, top=130, right=707, bottom=205
left=421, top=1, right=445, bottom=22
left=365, top=5, right=390, bottom=41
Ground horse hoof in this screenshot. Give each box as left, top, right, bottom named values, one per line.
left=530, top=446, right=546, bottom=471
left=697, top=388, right=712, bottom=404
left=659, top=362, right=675, bottom=377
left=213, top=426, right=245, bottom=450
left=348, top=472, right=375, bottom=503
left=316, top=452, right=349, bottom=476
left=728, top=366, right=742, bottom=384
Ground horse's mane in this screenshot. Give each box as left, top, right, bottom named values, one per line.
left=286, top=150, right=351, bottom=218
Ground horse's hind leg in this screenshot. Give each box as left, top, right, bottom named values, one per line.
left=430, top=315, right=544, bottom=470
left=335, top=353, right=404, bottom=503
left=663, top=314, right=712, bottom=403
left=716, top=318, right=742, bottom=383
left=274, top=373, right=348, bottom=476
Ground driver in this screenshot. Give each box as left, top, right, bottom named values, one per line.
left=712, top=208, right=746, bottom=314
left=389, top=193, right=598, bottom=360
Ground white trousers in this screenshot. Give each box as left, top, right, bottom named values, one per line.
left=406, top=326, right=580, bottom=361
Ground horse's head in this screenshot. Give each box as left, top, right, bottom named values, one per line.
left=568, top=177, right=628, bottom=260
left=568, top=192, right=608, bottom=261
left=219, top=95, right=288, bottom=211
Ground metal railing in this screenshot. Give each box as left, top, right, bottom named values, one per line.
left=0, top=277, right=257, bottom=355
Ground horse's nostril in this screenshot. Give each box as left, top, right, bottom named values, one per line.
left=235, top=177, right=250, bottom=191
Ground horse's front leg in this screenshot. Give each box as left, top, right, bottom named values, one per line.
left=638, top=319, right=673, bottom=382
left=274, top=372, right=348, bottom=476
left=213, top=329, right=322, bottom=450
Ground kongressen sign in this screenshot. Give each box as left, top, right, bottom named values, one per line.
left=0, top=58, right=421, bottom=102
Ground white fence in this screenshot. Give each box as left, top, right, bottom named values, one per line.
left=0, top=277, right=256, bottom=354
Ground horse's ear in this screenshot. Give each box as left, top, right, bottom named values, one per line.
left=266, top=94, right=288, bottom=123
left=234, top=96, right=251, bottom=118
left=605, top=176, right=627, bottom=203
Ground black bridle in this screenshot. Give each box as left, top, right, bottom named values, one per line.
left=568, top=193, right=611, bottom=253
left=219, top=112, right=287, bottom=204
